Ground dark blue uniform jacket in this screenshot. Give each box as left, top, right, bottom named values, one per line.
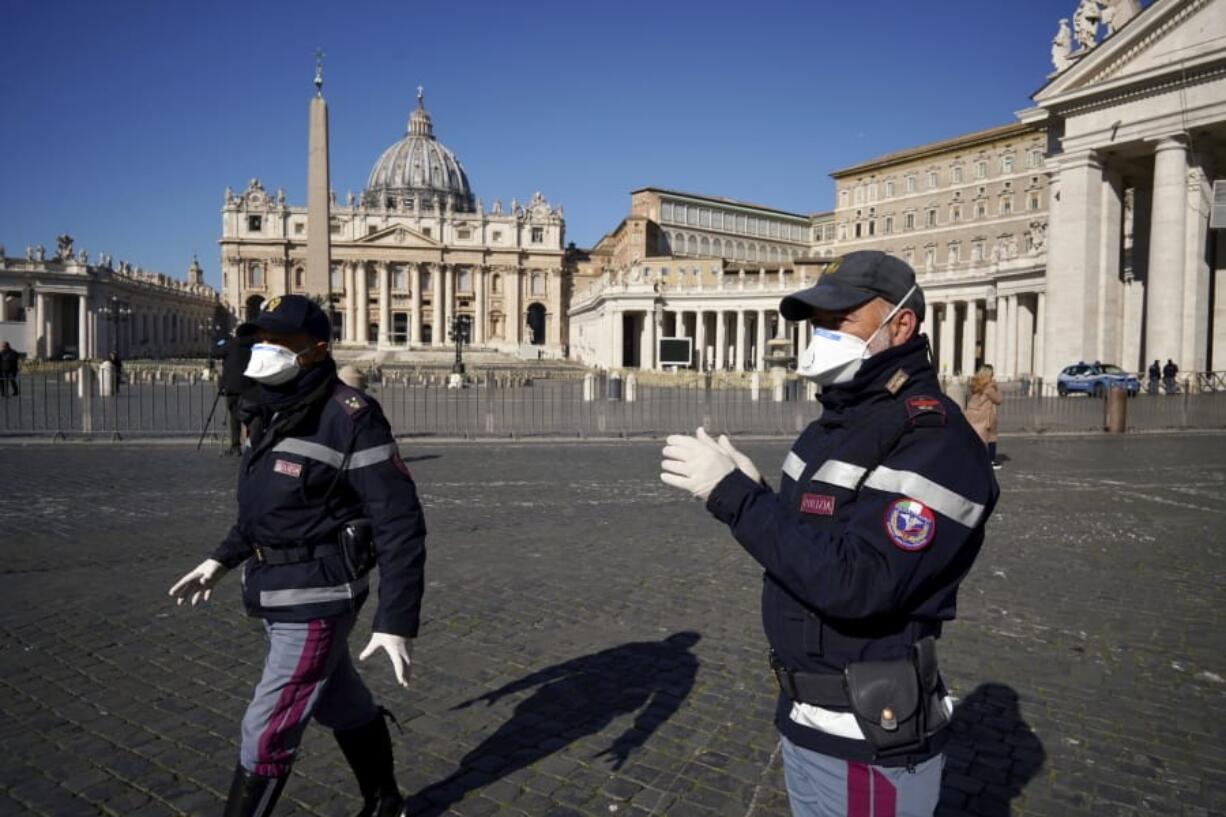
left=706, top=336, right=997, bottom=763
left=211, top=368, right=427, bottom=638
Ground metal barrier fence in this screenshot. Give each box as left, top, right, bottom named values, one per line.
left=0, top=367, right=1224, bottom=440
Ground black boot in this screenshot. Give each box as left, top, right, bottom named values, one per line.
left=334, top=711, right=405, bottom=817
left=222, top=764, right=288, bottom=817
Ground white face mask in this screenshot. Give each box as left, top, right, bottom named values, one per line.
left=244, top=342, right=307, bottom=385
left=796, top=285, right=917, bottom=385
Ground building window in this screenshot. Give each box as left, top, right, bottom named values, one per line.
left=951, top=205, right=962, bottom=223
left=926, top=209, right=937, bottom=228
left=952, top=166, right=963, bottom=184
left=423, top=226, right=432, bottom=237
left=457, top=268, right=472, bottom=292
left=1029, top=194, right=1041, bottom=211
left=1027, top=149, right=1044, bottom=168
left=737, top=214, right=747, bottom=233
left=868, top=220, right=876, bottom=236
left=700, top=209, right=711, bottom=228
left=840, top=190, right=850, bottom=208
left=294, top=267, right=305, bottom=289
left=904, top=212, right=915, bottom=231
left=294, top=222, right=305, bottom=235
left=492, top=230, right=502, bottom=242
left=457, top=228, right=471, bottom=240
left=854, top=187, right=865, bottom=205
left=972, top=241, right=985, bottom=262
left=662, top=201, right=674, bottom=222
left=854, top=223, right=862, bottom=238
left=885, top=180, right=895, bottom=198
left=928, top=171, right=938, bottom=189
left=392, top=265, right=408, bottom=291
left=975, top=160, right=987, bottom=179
left=1000, top=197, right=1013, bottom=215
left=868, top=183, right=878, bottom=202
left=247, top=215, right=263, bottom=232
left=531, top=227, right=544, bottom=243
left=421, top=270, right=432, bottom=292
left=948, top=243, right=960, bottom=265
left=883, top=216, right=894, bottom=234
left=329, top=265, right=341, bottom=290
left=712, top=211, right=723, bottom=230
left=700, top=236, right=710, bottom=255
left=924, top=248, right=935, bottom=269
left=531, top=274, right=544, bottom=295
left=976, top=202, right=987, bottom=218
left=367, top=267, right=377, bottom=290
left=1001, top=154, right=1014, bottom=174
left=687, top=208, right=698, bottom=226
left=905, top=175, right=916, bottom=194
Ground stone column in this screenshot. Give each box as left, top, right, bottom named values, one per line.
left=1017, top=295, right=1036, bottom=376
left=1144, top=136, right=1188, bottom=369
left=356, top=264, right=370, bottom=346
left=641, top=310, right=656, bottom=370
left=611, top=308, right=623, bottom=369
left=377, top=263, right=391, bottom=348
left=983, top=300, right=998, bottom=368
left=345, top=263, right=357, bottom=343
left=695, top=310, right=706, bottom=370
left=1042, top=149, right=1104, bottom=382
left=734, top=310, right=746, bottom=371
left=938, top=302, right=957, bottom=376
left=1004, top=294, right=1019, bottom=379
left=1034, top=293, right=1047, bottom=384
left=78, top=294, right=89, bottom=359
left=474, top=266, right=486, bottom=346
left=441, top=264, right=454, bottom=347
left=410, top=263, right=423, bottom=346
left=715, top=311, right=726, bottom=371
left=756, top=309, right=767, bottom=371
left=1214, top=233, right=1226, bottom=370
left=961, top=299, right=978, bottom=376
left=1183, top=162, right=1213, bottom=372
left=430, top=265, right=443, bottom=347
left=1096, top=167, right=1126, bottom=364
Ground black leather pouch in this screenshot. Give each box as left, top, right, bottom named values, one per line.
left=844, top=657, right=925, bottom=757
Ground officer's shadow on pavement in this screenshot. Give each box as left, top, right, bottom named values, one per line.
left=938, top=682, right=1046, bottom=817
left=409, top=631, right=701, bottom=814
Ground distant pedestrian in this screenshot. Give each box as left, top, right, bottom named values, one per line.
left=0, top=341, right=19, bottom=397
left=106, top=350, right=124, bottom=394
left=1162, top=359, right=1179, bottom=394
left=966, top=365, right=1003, bottom=470
left=1147, top=360, right=1160, bottom=395
left=211, top=334, right=257, bottom=455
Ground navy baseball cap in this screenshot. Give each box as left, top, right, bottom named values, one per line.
left=780, top=251, right=925, bottom=322
left=237, top=294, right=331, bottom=341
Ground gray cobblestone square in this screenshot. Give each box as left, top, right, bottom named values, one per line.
left=0, top=434, right=1223, bottom=816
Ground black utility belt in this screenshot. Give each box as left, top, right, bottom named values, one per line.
left=252, top=520, right=375, bottom=579
left=771, top=637, right=949, bottom=760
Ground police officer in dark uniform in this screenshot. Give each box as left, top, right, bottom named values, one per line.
left=211, top=333, right=257, bottom=455
left=170, top=295, right=427, bottom=817
left=661, top=252, right=997, bottom=816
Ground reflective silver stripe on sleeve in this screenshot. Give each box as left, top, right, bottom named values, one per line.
left=782, top=451, right=806, bottom=482
left=259, top=575, right=369, bottom=608
left=811, top=459, right=867, bottom=490
left=862, top=465, right=985, bottom=528
left=271, top=438, right=345, bottom=468
left=346, top=443, right=396, bottom=470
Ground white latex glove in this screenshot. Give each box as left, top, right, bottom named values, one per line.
left=661, top=427, right=736, bottom=501
left=359, top=633, right=414, bottom=688
left=167, top=558, right=228, bottom=606
left=716, top=433, right=762, bottom=484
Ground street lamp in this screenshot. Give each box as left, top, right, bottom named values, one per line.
left=448, top=313, right=472, bottom=375
left=98, top=294, right=131, bottom=358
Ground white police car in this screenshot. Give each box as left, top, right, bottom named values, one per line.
left=1056, top=362, right=1140, bottom=397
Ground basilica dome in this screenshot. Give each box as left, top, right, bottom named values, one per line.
left=364, top=89, right=475, bottom=212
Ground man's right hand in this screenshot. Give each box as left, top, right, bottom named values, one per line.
left=168, top=559, right=228, bottom=606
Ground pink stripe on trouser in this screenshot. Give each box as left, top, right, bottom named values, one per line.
left=253, top=620, right=334, bottom=777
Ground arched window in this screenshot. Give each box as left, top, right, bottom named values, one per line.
left=736, top=242, right=745, bottom=260
left=700, top=236, right=710, bottom=255
left=712, top=238, right=722, bottom=257
left=491, top=273, right=501, bottom=294
left=248, top=263, right=264, bottom=289
left=687, top=235, right=698, bottom=255
left=457, top=268, right=472, bottom=293
left=768, top=246, right=778, bottom=263
left=294, top=267, right=305, bottom=289
left=749, top=244, right=758, bottom=262
left=531, top=274, right=545, bottom=295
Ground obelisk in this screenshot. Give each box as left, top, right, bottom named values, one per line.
left=306, top=50, right=332, bottom=298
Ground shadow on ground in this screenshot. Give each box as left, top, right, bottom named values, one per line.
left=409, top=632, right=701, bottom=814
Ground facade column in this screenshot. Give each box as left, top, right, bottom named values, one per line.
left=610, top=308, right=623, bottom=369
left=1004, top=294, right=1019, bottom=379
left=78, top=294, right=89, bottom=359
left=734, top=310, right=746, bottom=371
left=430, top=265, right=443, bottom=347
left=715, top=311, right=726, bottom=371
left=961, top=299, right=978, bottom=376
left=377, top=263, right=391, bottom=348
left=1144, top=135, right=1188, bottom=370
left=640, top=309, right=656, bottom=370
left=1017, top=295, right=1036, bottom=376
left=695, top=310, right=706, bottom=370
left=756, top=309, right=767, bottom=371
left=441, top=264, right=454, bottom=347
left=983, top=299, right=998, bottom=368
left=1184, top=162, right=1213, bottom=372
left=345, top=264, right=357, bottom=343
left=357, top=264, right=370, bottom=346
left=1034, top=293, right=1047, bottom=385
left=1042, top=149, right=1104, bottom=382
left=507, top=267, right=521, bottom=347
left=938, top=302, right=956, bottom=376
left=474, top=266, right=485, bottom=346
left=410, top=263, right=423, bottom=346
left=1213, top=234, right=1226, bottom=371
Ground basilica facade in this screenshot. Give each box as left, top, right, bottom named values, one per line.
left=218, top=90, right=569, bottom=359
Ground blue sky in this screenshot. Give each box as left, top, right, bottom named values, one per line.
left=2, top=0, right=1088, bottom=289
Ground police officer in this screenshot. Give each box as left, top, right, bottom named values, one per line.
left=661, top=251, right=997, bottom=816
left=211, top=332, right=257, bottom=455
left=169, top=295, right=427, bottom=817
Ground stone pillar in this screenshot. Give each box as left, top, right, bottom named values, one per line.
left=1144, top=136, right=1188, bottom=369
left=1042, top=149, right=1104, bottom=382
left=78, top=294, right=89, bottom=359
left=1097, top=167, right=1126, bottom=364
left=431, top=265, right=444, bottom=347
left=1003, top=294, right=1018, bottom=379
left=356, top=264, right=369, bottom=346
left=715, top=311, right=726, bottom=371
left=695, top=310, right=706, bottom=370
left=1017, top=295, right=1036, bottom=376
left=641, top=310, right=656, bottom=370
left=474, top=266, right=485, bottom=346
left=962, top=300, right=978, bottom=376
left=938, top=302, right=956, bottom=376
left=756, top=309, right=767, bottom=371
left=410, top=263, right=423, bottom=346
left=1034, top=293, right=1046, bottom=384
left=734, top=310, right=746, bottom=371
left=611, top=309, right=623, bottom=369
left=1214, top=233, right=1226, bottom=371
left=983, top=300, right=998, bottom=369
left=345, top=263, right=357, bottom=343
left=377, top=263, right=391, bottom=348
left=1184, top=162, right=1213, bottom=372
left=507, top=267, right=521, bottom=347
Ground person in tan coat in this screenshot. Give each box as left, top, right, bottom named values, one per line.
left=966, top=365, right=1002, bottom=469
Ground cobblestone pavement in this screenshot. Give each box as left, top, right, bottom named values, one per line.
left=0, top=434, right=1223, bottom=817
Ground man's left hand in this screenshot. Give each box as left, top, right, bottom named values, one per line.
left=359, top=633, right=414, bottom=688
left=661, top=427, right=736, bottom=501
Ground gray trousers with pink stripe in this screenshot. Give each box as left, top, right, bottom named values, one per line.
left=781, top=737, right=943, bottom=817
left=239, top=613, right=379, bottom=777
